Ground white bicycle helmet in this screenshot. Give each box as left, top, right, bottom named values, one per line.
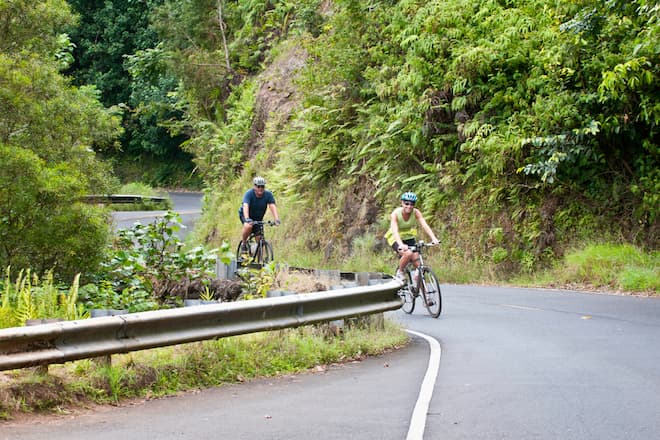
left=253, top=176, right=266, bottom=186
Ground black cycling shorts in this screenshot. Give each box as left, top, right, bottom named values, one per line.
left=238, top=208, right=264, bottom=235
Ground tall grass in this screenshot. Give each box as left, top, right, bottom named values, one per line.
left=118, top=182, right=163, bottom=197
left=561, top=244, right=659, bottom=292
left=516, top=244, right=659, bottom=294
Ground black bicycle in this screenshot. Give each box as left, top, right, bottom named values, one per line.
left=397, top=241, right=442, bottom=318
left=236, top=220, right=276, bottom=264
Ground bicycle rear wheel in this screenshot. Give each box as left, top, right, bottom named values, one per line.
left=419, top=267, right=442, bottom=318
left=397, top=267, right=415, bottom=314
left=236, top=240, right=248, bottom=262
left=400, top=285, right=415, bottom=314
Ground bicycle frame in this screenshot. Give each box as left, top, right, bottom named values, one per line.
left=403, top=242, right=429, bottom=292
left=237, top=221, right=276, bottom=264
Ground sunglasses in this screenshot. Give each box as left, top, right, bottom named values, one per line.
left=255, top=185, right=265, bottom=189
left=402, top=201, right=415, bottom=206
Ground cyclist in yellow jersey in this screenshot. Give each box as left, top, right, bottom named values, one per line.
left=385, top=192, right=439, bottom=280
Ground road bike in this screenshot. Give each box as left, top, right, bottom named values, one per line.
left=236, top=220, right=276, bottom=264
left=396, top=241, right=442, bottom=318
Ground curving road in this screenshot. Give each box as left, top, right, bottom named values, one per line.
left=111, top=191, right=203, bottom=240
left=3, top=285, right=659, bottom=439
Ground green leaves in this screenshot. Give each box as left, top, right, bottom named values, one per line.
left=0, top=0, right=121, bottom=281
left=518, top=121, right=601, bottom=184
left=94, top=211, right=227, bottom=309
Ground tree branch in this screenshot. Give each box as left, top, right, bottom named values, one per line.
left=217, top=0, right=231, bottom=71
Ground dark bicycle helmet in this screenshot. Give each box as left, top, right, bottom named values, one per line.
left=253, top=176, right=266, bottom=186
left=400, top=192, right=418, bottom=203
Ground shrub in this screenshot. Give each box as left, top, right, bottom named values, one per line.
left=0, top=268, right=87, bottom=329
left=86, top=211, right=230, bottom=309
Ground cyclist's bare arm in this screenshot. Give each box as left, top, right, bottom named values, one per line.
left=414, top=210, right=439, bottom=244
left=268, top=203, right=281, bottom=224
left=390, top=210, right=406, bottom=251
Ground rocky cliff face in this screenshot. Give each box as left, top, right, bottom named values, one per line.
left=245, top=44, right=308, bottom=160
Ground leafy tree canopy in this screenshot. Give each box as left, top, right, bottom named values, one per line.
left=0, top=0, right=121, bottom=280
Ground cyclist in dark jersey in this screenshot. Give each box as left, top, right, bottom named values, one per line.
left=238, top=176, right=280, bottom=252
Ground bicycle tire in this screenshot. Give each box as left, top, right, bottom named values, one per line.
left=261, top=240, right=274, bottom=263
left=236, top=240, right=247, bottom=261
left=254, top=240, right=263, bottom=264
left=400, top=285, right=415, bottom=314
left=397, top=267, right=415, bottom=314
left=419, top=267, right=442, bottom=318
left=252, top=239, right=273, bottom=264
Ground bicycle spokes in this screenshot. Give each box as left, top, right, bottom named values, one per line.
left=420, top=268, right=442, bottom=318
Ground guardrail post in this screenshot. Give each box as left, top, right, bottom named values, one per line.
left=315, top=269, right=341, bottom=286
left=216, top=259, right=238, bottom=280
left=352, top=272, right=385, bottom=329
left=93, top=354, right=112, bottom=367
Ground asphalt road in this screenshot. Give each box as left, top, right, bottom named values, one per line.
left=111, top=191, right=203, bottom=240
left=395, top=285, right=660, bottom=440
left=3, top=285, right=659, bottom=439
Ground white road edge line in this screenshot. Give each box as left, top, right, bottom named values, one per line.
left=405, top=329, right=442, bottom=440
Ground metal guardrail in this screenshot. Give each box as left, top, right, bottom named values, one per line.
left=0, top=279, right=402, bottom=371
left=81, top=194, right=168, bottom=205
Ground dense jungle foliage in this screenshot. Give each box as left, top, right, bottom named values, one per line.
left=64, top=0, right=198, bottom=187
left=147, top=0, right=657, bottom=275
left=1, top=0, right=658, bottom=284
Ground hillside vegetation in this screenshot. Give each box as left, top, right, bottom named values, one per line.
left=152, top=0, right=657, bottom=285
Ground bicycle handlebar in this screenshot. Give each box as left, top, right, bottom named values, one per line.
left=407, top=241, right=440, bottom=252
left=250, top=220, right=278, bottom=226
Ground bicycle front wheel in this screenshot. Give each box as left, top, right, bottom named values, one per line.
left=255, top=240, right=274, bottom=264
left=419, top=267, right=442, bottom=318
left=262, top=240, right=274, bottom=263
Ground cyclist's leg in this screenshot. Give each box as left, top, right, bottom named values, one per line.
left=237, top=209, right=250, bottom=255
left=248, top=223, right=264, bottom=261
left=252, top=225, right=263, bottom=250
left=410, top=247, right=422, bottom=284
left=397, top=238, right=416, bottom=272
left=392, top=242, right=406, bottom=279
left=239, top=209, right=253, bottom=243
